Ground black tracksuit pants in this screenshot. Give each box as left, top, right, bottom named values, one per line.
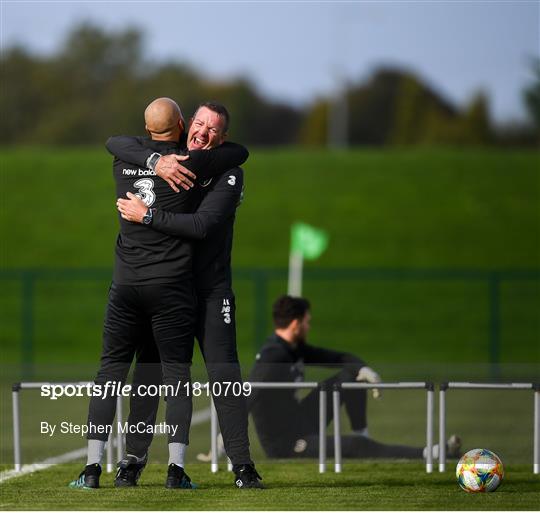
left=255, top=369, right=423, bottom=459
left=298, top=434, right=424, bottom=459
left=126, top=292, right=252, bottom=465
left=87, top=281, right=195, bottom=445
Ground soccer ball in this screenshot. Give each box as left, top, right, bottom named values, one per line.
left=456, top=448, right=504, bottom=493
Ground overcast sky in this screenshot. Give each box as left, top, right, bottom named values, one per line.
left=1, top=1, right=538, bottom=123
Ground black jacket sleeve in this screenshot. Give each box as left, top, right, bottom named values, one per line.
left=105, top=135, right=249, bottom=181
left=150, top=168, right=244, bottom=240
left=302, top=344, right=365, bottom=375
left=105, top=135, right=150, bottom=167
left=186, top=143, right=249, bottom=181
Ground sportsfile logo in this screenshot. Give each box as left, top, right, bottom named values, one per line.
left=221, top=298, right=231, bottom=324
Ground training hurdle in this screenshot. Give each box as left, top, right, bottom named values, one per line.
left=209, top=382, right=325, bottom=472
left=12, top=382, right=124, bottom=473
left=210, top=381, right=435, bottom=474
left=333, top=382, right=435, bottom=473
left=439, top=382, right=539, bottom=474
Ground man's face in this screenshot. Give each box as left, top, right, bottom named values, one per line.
left=186, top=106, right=227, bottom=150
left=293, top=311, right=311, bottom=343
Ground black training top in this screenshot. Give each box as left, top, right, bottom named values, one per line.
left=107, top=135, right=245, bottom=295
left=109, top=136, right=248, bottom=286
left=151, top=168, right=244, bottom=296
left=246, top=333, right=365, bottom=456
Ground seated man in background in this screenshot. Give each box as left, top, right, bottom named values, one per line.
left=247, top=295, right=461, bottom=460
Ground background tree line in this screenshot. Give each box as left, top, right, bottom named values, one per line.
left=1, top=24, right=539, bottom=146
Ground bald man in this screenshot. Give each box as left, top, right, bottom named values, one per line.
left=69, top=98, right=249, bottom=490
left=145, top=97, right=183, bottom=134
left=108, top=102, right=263, bottom=489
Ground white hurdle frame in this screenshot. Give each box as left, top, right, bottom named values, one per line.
left=11, top=382, right=125, bottom=473
left=210, top=396, right=219, bottom=473
left=336, top=382, right=435, bottom=473
left=209, top=382, right=325, bottom=472
left=208, top=399, right=234, bottom=473
left=439, top=382, right=538, bottom=474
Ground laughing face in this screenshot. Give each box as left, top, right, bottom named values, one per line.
left=187, top=106, right=227, bottom=150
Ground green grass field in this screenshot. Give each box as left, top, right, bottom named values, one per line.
left=3, top=388, right=537, bottom=462
left=2, top=147, right=538, bottom=269
left=1, top=462, right=539, bottom=510
left=0, top=147, right=538, bottom=373
left=0, top=147, right=539, bottom=510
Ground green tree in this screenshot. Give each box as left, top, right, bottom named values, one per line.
left=298, top=99, right=328, bottom=146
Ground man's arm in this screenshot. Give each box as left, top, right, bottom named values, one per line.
left=117, top=168, right=244, bottom=239
left=186, top=144, right=249, bottom=180
left=303, top=345, right=365, bottom=373
left=106, top=135, right=249, bottom=192
left=105, top=135, right=150, bottom=167
left=303, top=344, right=382, bottom=398
left=152, top=169, right=243, bottom=239
left=106, top=135, right=194, bottom=191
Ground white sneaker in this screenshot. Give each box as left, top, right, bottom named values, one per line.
left=446, top=434, right=462, bottom=458
left=423, top=434, right=462, bottom=460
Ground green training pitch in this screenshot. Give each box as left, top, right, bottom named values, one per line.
left=1, top=384, right=537, bottom=511
left=1, top=462, right=539, bottom=510
left=1, top=147, right=539, bottom=374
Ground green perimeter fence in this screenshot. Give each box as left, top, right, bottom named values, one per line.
left=0, top=267, right=539, bottom=380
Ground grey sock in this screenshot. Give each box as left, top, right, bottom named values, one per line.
left=168, top=442, right=187, bottom=467
left=87, top=440, right=106, bottom=465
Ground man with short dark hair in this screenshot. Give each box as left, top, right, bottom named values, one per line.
left=106, top=101, right=263, bottom=489
left=69, top=98, right=250, bottom=490
left=248, top=295, right=461, bottom=460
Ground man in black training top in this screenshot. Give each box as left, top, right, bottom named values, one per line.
left=69, top=98, right=250, bottom=490
left=108, top=101, right=262, bottom=489
left=248, top=295, right=461, bottom=460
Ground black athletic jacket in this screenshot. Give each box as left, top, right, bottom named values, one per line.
left=247, top=333, right=365, bottom=456
left=107, top=136, right=245, bottom=294
left=109, top=137, right=247, bottom=286
left=152, top=168, right=243, bottom=296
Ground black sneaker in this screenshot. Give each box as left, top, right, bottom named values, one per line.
left=165, top=463, right=197, bottom=489
left=68, top=463, right=101, bottom=489
left=233, top=464, right=264, bottom=489
left=114, top=454, right=147, bottom=487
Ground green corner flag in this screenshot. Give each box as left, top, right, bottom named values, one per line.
left=291, top=222, right=329, bottom=261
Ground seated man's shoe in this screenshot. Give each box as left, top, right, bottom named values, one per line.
left=446, top=434, right=462, bottom=458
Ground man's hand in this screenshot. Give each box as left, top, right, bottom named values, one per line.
left=117, top=192, right=148, bottom=223
left=356, top=366, right=382, bottom=399
left=155, top=154, right=196, bottom=193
